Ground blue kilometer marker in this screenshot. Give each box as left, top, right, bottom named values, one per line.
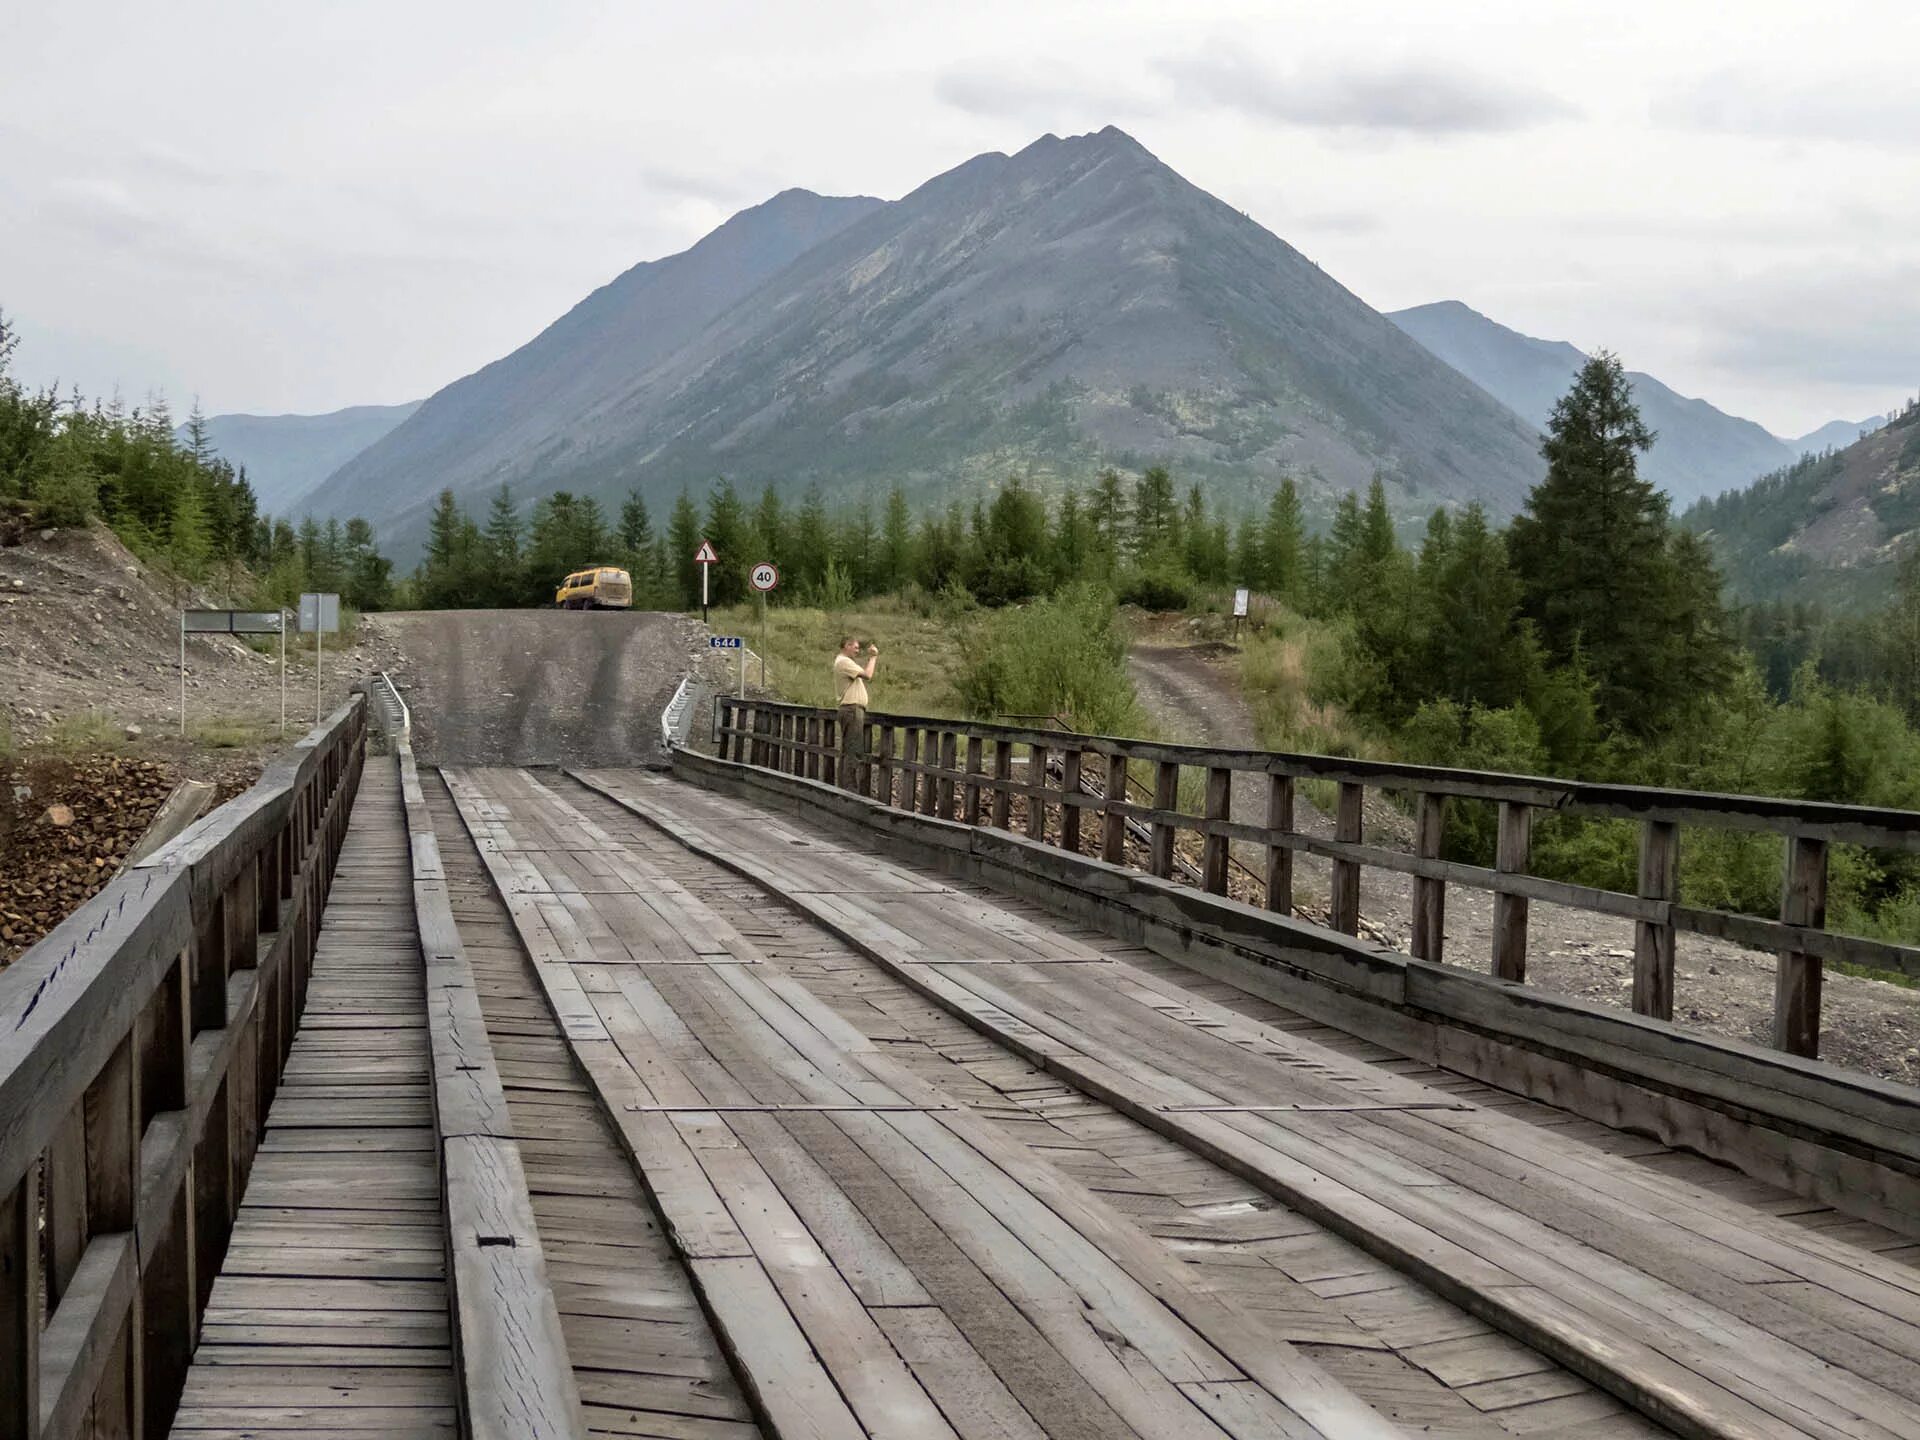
left=710, top=636, right=744, bottom=649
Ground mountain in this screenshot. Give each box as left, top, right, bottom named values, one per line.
left=305, top=128, right=1545, bottom=553
left=1390, top=300, right=1792, bottom=505
left=1683, top=403, right=1920, bottom=606
left=178, top=401, right=421, bottom=515
left=1784, top=415, right=1887, bottom=459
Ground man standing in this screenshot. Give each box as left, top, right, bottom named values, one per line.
left=833, top=636, right=878, bottom=791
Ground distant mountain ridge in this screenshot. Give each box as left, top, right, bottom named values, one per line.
left=1784, top=415, right=1887, bottom=459
left=1389, top=300, right=1793, bottom=505
left=1684, top=404, right=1920, bottom=606
left=304, top=128, right=1545, bottom=554
left=180, top=401, right=421, bottom=515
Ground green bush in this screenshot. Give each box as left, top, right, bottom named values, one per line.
left=954, top=585, right=1142, bottom=734
left=1116, top=567, right=1193, bottom=612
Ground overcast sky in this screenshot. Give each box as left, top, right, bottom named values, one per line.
left=4, top=0, right=1916, bottom=437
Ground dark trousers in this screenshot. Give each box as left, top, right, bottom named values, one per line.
left=838, top=703, right=867, bottom=791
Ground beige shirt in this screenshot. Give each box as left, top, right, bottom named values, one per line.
left=833, top=653, right=869, bottom=707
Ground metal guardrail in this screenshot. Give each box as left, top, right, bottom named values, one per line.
left=660, top=674, right=693, bottom=752
left=379, top=669, right=410, bottom=745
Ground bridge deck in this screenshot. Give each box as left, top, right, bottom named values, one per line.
left=162, top=759, right=1920, bottom=1440
left=171, top=762, right=459, bottom=1438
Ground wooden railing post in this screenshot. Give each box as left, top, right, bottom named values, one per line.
left=1634, top=820, right=1680, bottom=1020
left=1201, top=767, right=1231, bottom=894
left=1150, top=761, right=1179, bottom=879
left=1775, top=835, right=1829, bottom=1057
left=963, top=736, right=984, bottom=824
left=1493, top=801, right=1532, bottom=982
left=1026, top=743, right=1050, bottom=841
left=1330, top=782, right=1364, bottom=935
left=920, top=731, right=941, bottom=816
left=822, top=714, right=838, bottom=788
left=1102, top=753, right=1129, bottom=864
left=1264, top=774, right=1294, bottom=914
left=717, top=699, right=734, bottom=760
left=2, top=1161, right=40, bottom=1440
left=938, top=732, right=958, bottom=820
left=1412, top=793, right=1446, bottom=963
left=1060, top=750, right=1083, bottom=852
left=901, top=729, right=920, bottom=811
left=877, top=725, right=897, bottom=805
left=991, top=741, right=1013, bottom=828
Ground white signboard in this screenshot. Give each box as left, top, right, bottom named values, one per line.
left=1232, top=587, right=1250, bottom=618
left=299, top=592, right=341, bottom=634
left=749, top=562, right=779, bottom=593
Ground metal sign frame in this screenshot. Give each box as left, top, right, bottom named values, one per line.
left=299, top=593, right=342, bottom=726
left=180, top=608, right=290, bottom=739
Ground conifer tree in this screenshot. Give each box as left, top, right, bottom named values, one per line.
left=1262, top=479, right=1304, bottom=602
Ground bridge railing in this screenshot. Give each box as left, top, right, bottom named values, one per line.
left=713, top=696, right=1920, bottom=1062
left=1, top=697, right=367, bottom=1440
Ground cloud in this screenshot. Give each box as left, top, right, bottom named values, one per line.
left=1655, top=72, right=1920, bottom=146
left=1694, top=266, right=1920, bottom=388
left=1158, top=51, right=1577, bottom=134
left=935, top=65, right=1159, bottom=122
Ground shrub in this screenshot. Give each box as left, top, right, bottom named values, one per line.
left=1116, top=567, right=1193, bottom=612
left=954, top=585, right=1141, bottom=734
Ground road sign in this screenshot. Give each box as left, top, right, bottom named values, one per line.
left=749, top=562, right=779, bottom=593
left=709, top=636, right=744, bottom=649
left=1233, top=588, right=1250, bottom=618
left=185, top=609, right=283, bottom=634
left=181, top=609, right=291, bottom=739
left=694, top=540, right=719, bottom=564
left=298, top=593, right=341, bottom=634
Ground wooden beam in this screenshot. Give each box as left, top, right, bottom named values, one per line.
left=0, top=1163, right=36, bottom=1440
left=1493, top=801, right=1531, bottom=983
left=991, top=741, right=1013, bottom=829
left=1102, top=754, right=1129, bottom=865
left=1264, top=775, right=1294, bottom=915
left=1329, top=783, right=1363, bottom=935
left=1412, top=793, right=1446, bottom=964
left=1060, top=750, right=1083, bottom=852
left=963, top=736, right=984, bottom=825
left=1774, top=835, right=1829, bottom=1058
left=1026, top=744, right=1050, bottom=842
left=937, top=732, right=958, bottom=820
left=1201, top=767, right=1231, bottom=895
left=1634, top=820, right=1679, bottom=1021
left=1149, top=761, right=1180, bottom=880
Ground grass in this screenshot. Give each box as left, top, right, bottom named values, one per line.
left=40, top=708, right=125, bottom=754
left=189, top=716, right=278, bottom=749
left=0, top=713, right=14, bottom=763
left=712, top=596, right=969, bottom=716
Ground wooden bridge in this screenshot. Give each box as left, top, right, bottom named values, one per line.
left=5, top=693, right=1919, bottom=1440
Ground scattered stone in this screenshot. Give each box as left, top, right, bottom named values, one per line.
left=123, top=723, right=143, bottom=740
left=44, top=803, right=73, bottom=827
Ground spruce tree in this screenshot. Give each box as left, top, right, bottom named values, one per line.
left=667, top=490, right=702, bottom=608
left=1509, top=353, right=1723, bottom=735
left=1262, top=479, right=1304, bottom=603
left=880, top=485, right=911, bottom=592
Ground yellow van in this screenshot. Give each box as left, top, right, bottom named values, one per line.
left=554, top=566, right=633, bottom=610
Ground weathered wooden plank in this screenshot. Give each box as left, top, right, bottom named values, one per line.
left=1774, top=836, right=1829, bottom=1059
left=1635, top=820, right=1680, bottom=1022
left=1492, top=802, right=1530, bottom=984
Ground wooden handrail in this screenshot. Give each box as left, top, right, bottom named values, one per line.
left=0, top=697, right=368, bottom=1440
left=714, top=696, right=1920, bottom=1062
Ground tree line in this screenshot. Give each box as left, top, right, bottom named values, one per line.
left=0, top=310, right=393, bottom=611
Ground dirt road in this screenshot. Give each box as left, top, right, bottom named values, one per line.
left=372, top=609, right=709, bottom=766
left=1129, top=641, right=1920, bottom=1084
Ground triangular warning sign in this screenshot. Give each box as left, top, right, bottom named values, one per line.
left=694, top=540, right=719, bottom=564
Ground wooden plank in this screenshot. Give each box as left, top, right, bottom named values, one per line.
left=1, top=1164, right=37, bottom=1440
left=1149, top=762, right=1179, bottom=880
left=1492, top=802, right=1530, bottom=984
left=1330, top=783, right=1363, bottom=936
left=1266, top=774, right=1295, bottom=916
left=1774, top=835, right=1829, bottom=1058
left=1635, top=820, right=1679, bottom=1022
left=1202, top=767, right=1231, bottom=896
left=1411, top=794, right=1445, bottom=965
left=1060, top=749, right=1083, bottom=853
left=1103, top=755, right=1129, bottom=866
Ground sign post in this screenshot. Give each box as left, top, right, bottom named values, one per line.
left=709, top=635, right=746, bottom=700
left=749, top=561, right=779, bottom=689
left=1232, top=586, right=1250, bottom=640
left=179, top=609, right=287, bottom=737
left=299, top=593, right=341, bottom=726
left=694, top=539, right=719, bottom=624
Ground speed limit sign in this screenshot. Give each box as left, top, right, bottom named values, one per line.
left=749, top=562, right=779, bottom=592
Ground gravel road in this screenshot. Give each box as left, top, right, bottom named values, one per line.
left=1128, top=640, right=1920, bottom=1085
left=371, top=609, right=712, bottom=766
